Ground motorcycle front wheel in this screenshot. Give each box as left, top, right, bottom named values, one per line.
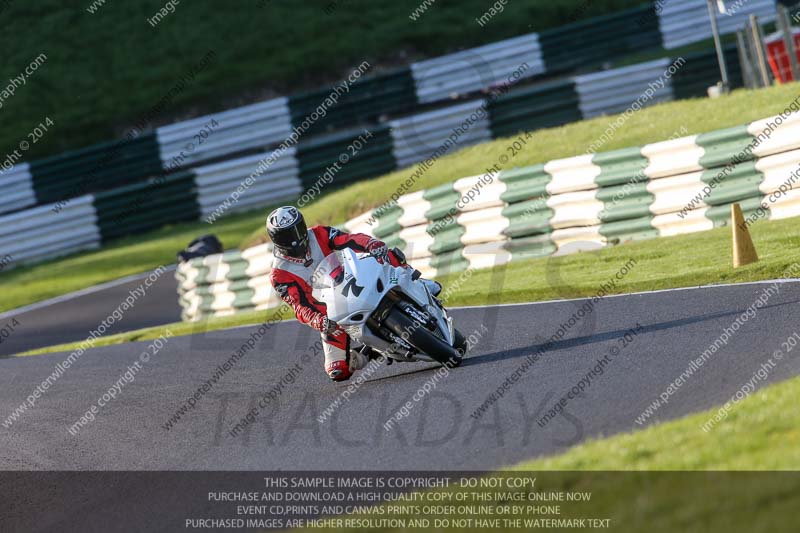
left=382, top=302, right=462, bottom=368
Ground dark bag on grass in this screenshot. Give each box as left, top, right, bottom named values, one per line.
left=177, top=234, right=223, bottom=263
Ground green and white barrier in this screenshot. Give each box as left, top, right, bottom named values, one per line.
left=176, top=243, right=282, bottom=321
left=176, top=110, right=800, bottom=320
left=351, top=110, right=800, bottom=278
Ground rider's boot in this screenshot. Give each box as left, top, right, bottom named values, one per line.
left=323, top=330, right=368, bottom=382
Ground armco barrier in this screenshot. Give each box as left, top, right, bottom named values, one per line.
left=194, top=147, right=301, bottom=219
left=0, top=163, right=36, bottom=215
left=0, top=146, right=295, bottom=271
left=410, top=33, right=545, bottom=104
left=659, top=0, right=776, bottom=50
left=30, top=133, right=162, bottom=205
left=0, top=1, right=774, bottom=219
left=0, top=44, right=764, bottom=266
left=288, top=69, right=417, bottom=137
left=486, top=45, right=745, bottom=140
left=0, top=173, right=202, bottom=269
left=573, top=58, right=676, bottom=118
left=0, top=195, right=101, bottom=267
left=155, top=97, right=293, bottom=169
left=538, top=4, right=662, bottom=73
left=93, top=171, right=200, bottom=241
left=670, top=44, right=743, bottom=100
left=0, top=44, right=765, bottom=272
left=296, top=126, right=396, bottom=190
left=487, top=79, right=582, bottom=139
left=176, top=110, right=800, bottom=320
left=389, top=100, right=492, bottom=168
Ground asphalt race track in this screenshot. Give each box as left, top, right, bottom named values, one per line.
left=0, top=268, right=181, bottom=357
left=2, top=280, right=799, bottom=472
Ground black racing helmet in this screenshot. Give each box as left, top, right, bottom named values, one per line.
left=266, top=206, right=309, bottom=258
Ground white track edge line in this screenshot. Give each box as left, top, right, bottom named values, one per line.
left=448, top=278, right=800, bottom=310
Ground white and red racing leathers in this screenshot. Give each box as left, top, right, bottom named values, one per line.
left=269, top=225, right=406, bottom=380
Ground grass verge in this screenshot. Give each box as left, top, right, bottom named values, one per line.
left=517, top=371, right=800, bottom=471
left=295, top=375, right=800, bottom=533
left=17, top=214, right=800, bottom=356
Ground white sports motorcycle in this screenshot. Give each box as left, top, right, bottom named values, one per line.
left=311, top=248, right=467, bottom=367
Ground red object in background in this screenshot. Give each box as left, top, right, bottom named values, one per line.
left=764, top=28, right=800, bottom=83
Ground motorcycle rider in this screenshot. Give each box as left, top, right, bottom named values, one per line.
left=266, top=206, right=442, bottom=382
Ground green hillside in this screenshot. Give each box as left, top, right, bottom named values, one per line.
left=0, top=0, right=641, bottom=160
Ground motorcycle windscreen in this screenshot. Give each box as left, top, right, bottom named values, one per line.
left=311, top=251, right=346, bottom=290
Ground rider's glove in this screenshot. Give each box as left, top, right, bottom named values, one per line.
left=366, top=239, right=389, bottom=264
